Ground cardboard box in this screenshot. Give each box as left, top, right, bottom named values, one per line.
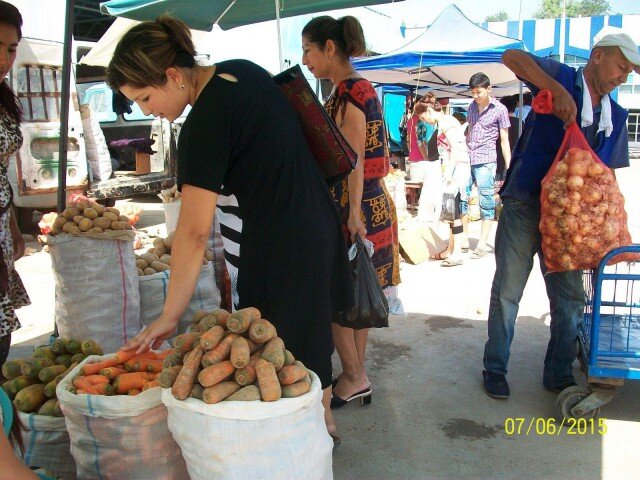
left=134, top=151, right=151, bottom=175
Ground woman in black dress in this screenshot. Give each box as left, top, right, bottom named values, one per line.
left=110, top=16, right=353, bottom=438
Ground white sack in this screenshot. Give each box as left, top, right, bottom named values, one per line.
left=80, top=104, right=112, bottom=181
left=162, top=372, right=333, bottom=480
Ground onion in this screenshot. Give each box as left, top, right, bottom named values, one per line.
left=567, top=175, right=584, bottom=191
left=581, top=185, right=602, bottom=204
left=571, top=233, right=583, bottom=245
left=597, top=202, right=609, bottom=214
left=569, top=161, right=587, bottom=177
left=550, top=205, right=565, bottom=218
left=587, top=161, right=604, bottom=177
left=565, top=148, right=584, bottom=164
left=584, top=237, right=602, bottom=253
left=555, top=162, right=569, bottom=177
left=592, top=212, right=605, bottom=226
left=557, top=215, right=578, bottom=234
left=567, top=202, right=581, bottom=215
left=545, top=217, right=559, bottom=236
left=568, top=190, right=582, bottom=202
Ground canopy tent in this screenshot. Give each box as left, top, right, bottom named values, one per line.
left=352, top=4, right=526, bottom=99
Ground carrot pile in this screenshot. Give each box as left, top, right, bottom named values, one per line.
left=161, top=307, right=313, bottom=404
left=67, top=348, right=174, bottom=396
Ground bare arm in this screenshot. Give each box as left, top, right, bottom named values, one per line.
left=338, top=102, right=367, bottom=241
left=418, top=143, right=428, bottom=160
left=126, top=184, right=217, bottom=351
left=502, top=49, right=577, bottom=127
left=0, top=432, right=39, bottom=480
left=499, top=127, right=511, bottom=170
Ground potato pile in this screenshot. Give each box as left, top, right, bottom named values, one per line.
left=159, top=308, right=312, bottom=404
left=136, top=233, right=214, bottom=276
left=540, top=147, right=629, bottom=271
left=49, top=200, right=133, bottom=235
left=2, top=338, right=103, bottom=415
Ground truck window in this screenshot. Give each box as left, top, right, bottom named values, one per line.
left=16, top=65, right=62, bottom=122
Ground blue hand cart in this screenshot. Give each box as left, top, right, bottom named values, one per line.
left=556, top=245, right=640, bottom=419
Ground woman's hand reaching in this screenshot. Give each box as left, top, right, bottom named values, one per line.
left=347, top=210, right=367, bottom=242
left=124, top=313, right=178, bottom=354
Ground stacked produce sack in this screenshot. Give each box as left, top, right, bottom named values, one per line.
left=80, top=104, right=112, bottom=181
left=45, top=200, right=141, bottom=353
left=56, top=349, right=189, bottom=479
left=137, top=233, right=221, bottom=336
left=1, top=338, right=102, bottom=479
left=540, top=126, right=636, bottom=271
left=159, top=308, right=333, bottom=480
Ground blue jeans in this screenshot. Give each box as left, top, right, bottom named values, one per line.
left=483, top=198, right=585, bottom=388
left=460, top=163, right=496, bottom=220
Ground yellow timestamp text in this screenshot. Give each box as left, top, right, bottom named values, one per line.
left=504, top=417, right=607, bottom=436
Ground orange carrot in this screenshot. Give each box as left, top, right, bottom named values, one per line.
left=255, top=359, right=281, bottom=402
left=283, top=349, right=296, bottom=366
left=248, top=319, right=277, bottom=344
left=141, top=380, right=160, bottom=391
left=136, top=358, right=163, bottom=374
left=201, top=333, right=238, bottom=367
left=202, top=381, right=240, bottom=404
left=81, top=358, right=120, bottom=376
left=99, top=367, right=127, bottom=380
left=230, top=337, right=250, bottom=368
left=73, top=377, right=100, bottom=394
left=281, top=374, right=312, bottom=398
left=200, top=326, right=225, bottom=351
left=198, top=361, right=235, bottom=388
left=234, top=351, right=261, bottom=386
left=261, top=337, right=285, bottom=370
left=156, top=349, right=175, bottom=360
left=84, top=375, right=110, bottom=385
left=92, top=383, right=114, bottom=395
left=277, top=361, right=308, bottom=386
left=113, top=346, right=148, bottom=364
left=246, top=338, right=261, bottom=354
left=156, top=365, right=182, bottom=388
left=124, top=351, right=159, bottom=371
left=210, top=309, right=230, bottom=329
left=128, top=389, right=141, bottom=396
left=226, top=307, right=261, bottom=334
left=173, top=333, right=201, bottom=354
left=114, top=372, right=155, bottom=394
left=171, top=346, right=204, bottom=400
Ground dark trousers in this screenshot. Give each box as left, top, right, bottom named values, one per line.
left=0, top=333, right=11, bottom=369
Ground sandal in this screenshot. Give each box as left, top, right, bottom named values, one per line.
left=430, top=249, right=450, bottom=260
left=470, top=248, right=487, bottom=259
left=441, top=258, right=463, bottom=267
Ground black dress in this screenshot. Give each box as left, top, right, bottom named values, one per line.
left=177, top=60, right=353, bottom=388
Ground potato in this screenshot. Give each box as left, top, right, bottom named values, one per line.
left=77, top=199, right=93, bottom=211
left=106, top=207, right=121, bottom=216
left=159, top=254, right=171, bottom=265
left=62, top=208, right=80, bottom=220
left=103, top=212, right=119, bottom=222
left=78, top=218, right=93, bottom=232
left=137, top=268, right=145, bottom=276
left=124, top=223, right=133, bottom=230
left=163, top=233, right=174, bottom=251
left=53, top=216, right=68, bottom=229
left=110, top=221, right=127, bottom=230
left=118, top=215, right=130, bottom=223
left=73, top=215, right=85, bottom=225
left=154, top=243, right=167, bottom=257
left=204, top=250, right=214, bottom=261
left=88, top=226, right=103, bottom=234
left=51, top=226, right=61, bottom=235
left=143, top=267, right=157, bottom=275
left=140, top=253, right=160, bottom=264
left=92, top=203, right=106, bottom=215
left=136, top=259, right=148, bottom=269
left=153, top=238, right=166, bottom=250
left=93, top=217, right=111, bottom=230
left=151, top=261, right=170, bottom=272
left=63, top=224, right=80, bottom=234
left=83, top=207, right=98, bottom=220
left=147, top=248, right=156, bottom=256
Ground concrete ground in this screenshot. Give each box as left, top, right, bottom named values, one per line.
left=8, top=158, right=640, bottom=480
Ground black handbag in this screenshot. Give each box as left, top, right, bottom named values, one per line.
left=273, top=65, right=357, bottom=187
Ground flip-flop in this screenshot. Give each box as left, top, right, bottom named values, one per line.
left=430, top=249, right=450, bottom=260
left=441, top=258, right=463, bottom=267
left=470, top=248, right=487, bottom=259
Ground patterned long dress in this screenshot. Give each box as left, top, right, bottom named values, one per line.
left=325, top=78, right=400, bottom=291
left=0, top=105, right=30, bottom=339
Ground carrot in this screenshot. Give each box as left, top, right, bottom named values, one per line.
left=283, top=349, right=296, bottom=366
left=124, top=351, right=159, bottom=371
left=73, top=377, right=100, bottom=394
left=234, top=351, right=261, bottom=386
left=277, top=361, right=309, bottom=386
left=246, top=338, right=262, bottom=354
left=281, top=374, right=312, bottom=398
left=13, top=384, right=47, bottom=413
left=226, top=307, right=261, bottom=334
left=192, top=309, right=210, bottom=324
left=173, top=333, right=201, bottom=354
left=225, top=385, right=261, bottom=401
left=128, top=389, right=141, bottom=396
left=171, top=345, right=204, bottom=400
left=248, top=319, right=277, bottom=344
left=200, top=325, right=225, bottom=351
left=113, top=347, right=148, bottom=364
left=80, top=340, right=104, bottom=356
left=157, top=349, right=175, bottom=360
left=202, top=381, right=240, bottom=404
left=84, top=374, right=110, bottom=385
left=142, top=380, right=160, bottom=391
left=136, top=358, right=163, bottom=374
left=209, top=309, right=230, bottom=329
left=230, top=337, right=250, bottom=368
left=190, top=383, right=204, bottom=400
left=197, top=313, right=218, bottom=331
left=99, top=367, right=127, bottom=380
left=201, top=333, right=238, bottom=367
left=114, top=372, right=155, bottom=394
left=255, top=359, right=281, bottom=402
left=198, top=361, right=235, bottom=388
left=261, top=337, right=285, bottom=370
left=80, top=357, right=121, bottom=376
left=92, top=383, right=115, bottom=396
left=156, top=365, right=182, bottom=388
left=162, top=352, right=184, bottom=369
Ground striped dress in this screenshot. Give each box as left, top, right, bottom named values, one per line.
left=325, top=78, right=400, bottom=291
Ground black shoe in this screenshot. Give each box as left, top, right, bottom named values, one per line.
left=483, top=370, right=510, bottom=399
left=330, top=387, right=372, bottom=409
left=544, top=381, right=577, bottom=393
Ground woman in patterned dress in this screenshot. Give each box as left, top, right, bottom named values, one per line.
left=302, top=16, right=401, bottom=409
left=0, top=1, right=30, bottom=368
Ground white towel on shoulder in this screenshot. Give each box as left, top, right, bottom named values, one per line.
left=581, top=72, right=613, bottom=137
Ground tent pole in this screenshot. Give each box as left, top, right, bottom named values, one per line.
left=57, top=0, right=75, bottom=213
left=274, top=0, right=284, bottom=71
left=518, top=83, right=523, bottom=136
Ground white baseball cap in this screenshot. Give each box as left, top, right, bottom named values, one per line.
left=592, top=26, right=640, bottom=72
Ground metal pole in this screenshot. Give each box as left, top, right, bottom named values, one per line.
left=274, top=0, right=284, bottom=71
left=518, top=0, right=524, bottom=136
left=559, top=0, right=567, bottom=64
left=57, top=0, right=75, bottom=213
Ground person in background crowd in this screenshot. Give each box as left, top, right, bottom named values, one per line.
left=416, top=98, right=442, bottom=223
left=418, top=95, right=470, bottom=266
left=110, top=15, right=354, bottom=444
left=461, top=72, right=511, bottom=259
left=514, top=91, right=532, bottom=121
left=407, top=101, right=425, bottom=162
left=482, top=27, right=636, bottom=399
left=302, top=15, right=401, bottom=411
left=0, top=0, right=30, bottom=370
left=496, top=94, right=519, bottom=180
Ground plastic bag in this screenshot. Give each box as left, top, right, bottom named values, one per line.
left=540, top=122, right=636, bottom=272
left=340, top=236, right=389, bottom=329
left=439, top=183, right=457, bottom=223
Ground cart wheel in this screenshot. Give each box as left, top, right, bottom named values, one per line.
left=556, top=386, right=599, bottom=420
